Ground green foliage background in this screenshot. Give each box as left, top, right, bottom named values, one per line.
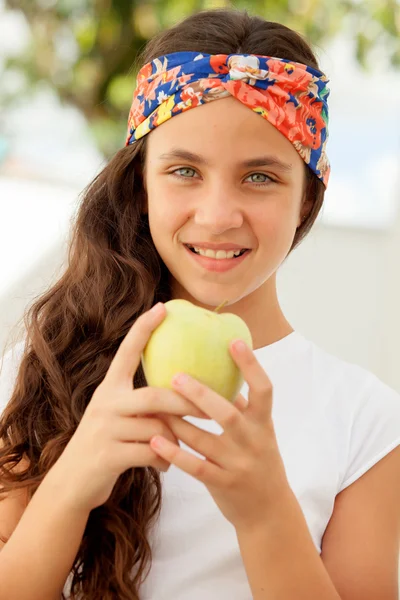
left=3, top=0, right=399, bottom=158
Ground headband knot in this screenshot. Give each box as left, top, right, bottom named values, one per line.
left=125, top=51, right=330, bottom=188
left=227, top=55, right=272, bottom=83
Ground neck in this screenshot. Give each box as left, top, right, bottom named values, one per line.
left=171, top=272, right=294, bottom=351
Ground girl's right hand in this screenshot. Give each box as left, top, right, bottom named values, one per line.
left=51, top=303, right=206, bottom=513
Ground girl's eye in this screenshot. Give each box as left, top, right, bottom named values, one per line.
left=244, top=173, right=274, bottom=186
left=169, top=168, right=275, bottom=187
left=170, top=167, right=198, bottom=179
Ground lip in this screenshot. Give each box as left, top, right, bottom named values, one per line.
left=183, top=243, right=251, bottom=272
left=184, top=242, right=249, bottom=251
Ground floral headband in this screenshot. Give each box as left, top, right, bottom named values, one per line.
left=125, top=51, right=331, bottom=188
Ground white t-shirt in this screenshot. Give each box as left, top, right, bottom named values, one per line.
left=1, top=331, right=400, bottom=599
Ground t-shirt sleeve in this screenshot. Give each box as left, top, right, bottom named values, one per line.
left=338, top=373, right=400, bottom=493
left=0, top=342, right=25, bottom=416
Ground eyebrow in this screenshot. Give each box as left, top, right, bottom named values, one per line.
left=157, top=148, right=293, bottom=172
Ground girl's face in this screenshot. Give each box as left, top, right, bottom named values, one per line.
left=143, top=96, right=306, bottom=311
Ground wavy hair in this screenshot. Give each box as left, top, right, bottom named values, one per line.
left=0, top=7, right=326, bottom=599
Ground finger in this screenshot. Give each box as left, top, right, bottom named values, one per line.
left=104, top=303, right=166, bottom=389
left=111, top=416, right=178, bottom=444
left=150, top=435, right=224, bottom=486
left=118, top=387, right=210, bottom=419
left=230, top=339, right=273, bottom=420
left=232, top=393, right=248, bottom=412
left=171, top=374, right=248, bottom=444
left=115, top=440, right=172, bottom=472
left=161, top=414, right=224, bottom=467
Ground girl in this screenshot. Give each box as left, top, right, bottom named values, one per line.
left=1, top=7, right=400, bottom=600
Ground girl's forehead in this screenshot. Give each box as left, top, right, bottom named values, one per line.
left=148, top=96, right=263, bottom=136
left=145, top=100, right=301, bottom=167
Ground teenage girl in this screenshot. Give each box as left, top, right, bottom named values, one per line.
left=0, top=7, right=399, bottom=600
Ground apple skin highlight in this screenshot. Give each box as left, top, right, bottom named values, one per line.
left=141, top=299, right=253, bottom=403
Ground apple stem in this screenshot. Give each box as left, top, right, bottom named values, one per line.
left=214, top=299, right=229, bottom=313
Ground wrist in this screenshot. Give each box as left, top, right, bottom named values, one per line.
left=235, top=483, right=297, bottom=539
left=42, top=461, right=93, bottom=519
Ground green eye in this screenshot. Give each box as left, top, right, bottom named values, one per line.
left=169, top=168, right=275, bottom=187
left=172, top=167, right=197, bottom=178
left=245, top=173, right=274, bottom=186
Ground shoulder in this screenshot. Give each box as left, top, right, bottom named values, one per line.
left=305, top=339, right=400, bottom=492
left=321, top=441, right=400, bottom=599
left=304, top=337, right=400, bottom=413
left=309, top=344, right=400, bottom=597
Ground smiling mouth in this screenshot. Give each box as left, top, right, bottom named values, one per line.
left=182, top=243, right=251, bottom=273
left=184, top=244, right=249, bottom=258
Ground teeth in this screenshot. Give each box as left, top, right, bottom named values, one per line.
left=188, top=245, right=245, bottom=259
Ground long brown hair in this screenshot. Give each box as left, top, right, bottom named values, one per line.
left=0, top=7, right=326, bottom=599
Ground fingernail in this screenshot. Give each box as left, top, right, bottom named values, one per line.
left=151, top=436, right=165, bottom=449
left=232, top=339, right=246, bottom=352
left=150, top=302, right=164, bottom=315
left=172, top=372, right=189, bottom=386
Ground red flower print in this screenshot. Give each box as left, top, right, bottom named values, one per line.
left=210, top=54, right=230, bottom=75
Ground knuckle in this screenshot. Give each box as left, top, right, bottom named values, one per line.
left=222, top=409, right=240, bottom=428
left=141, top=386, right=157, bottom=407
left=196, top=384, right=208, bottom=400
left=225, top=472, right=240, bottom=489
left=194, top=460, right=208, bottom=479
left=237, top=458, right=251, bottom=476
left=260, top=381, right=273, bottom=395
left=251, top=441, right=265, bottom=460
left=190, top=428, right=204, bottom=448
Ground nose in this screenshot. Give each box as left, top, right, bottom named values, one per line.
left=193, top=184, right=244, bottom=233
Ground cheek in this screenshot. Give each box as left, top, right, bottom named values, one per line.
left=257, top=203, right=296, bottom=237
left=255, top=204, right=299, bottom=258
left=147, top=185, right=187, bottom=241
left=148, top=180, right=176, bottom=217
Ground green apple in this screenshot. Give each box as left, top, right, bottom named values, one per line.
left=141, top=299, right=253, bottom=403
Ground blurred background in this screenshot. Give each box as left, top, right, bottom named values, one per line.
left=0, top=0, right=399, bottom=589
left=0, top=0, right=399, bottom=395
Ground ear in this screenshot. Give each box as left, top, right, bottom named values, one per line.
left=297, top=197, right=313, bottom=228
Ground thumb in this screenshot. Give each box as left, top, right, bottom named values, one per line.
left=104, top=303, right=166, bottom=389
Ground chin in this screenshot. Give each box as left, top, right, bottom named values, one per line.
left=175, top=284, right=247, bottom=310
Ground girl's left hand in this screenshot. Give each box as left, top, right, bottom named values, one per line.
left=149, top=338, right=291, bottom=532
